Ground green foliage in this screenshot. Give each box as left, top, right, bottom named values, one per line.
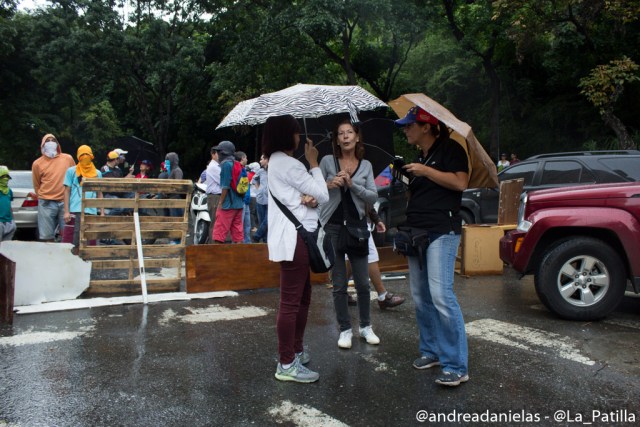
left=1, top=0, right=639, bottom=173
left=579, top=56, right=640, bottom=113
left=294, top=0, right=427, bottom=100
left=79, top=100, right=123, bottom=152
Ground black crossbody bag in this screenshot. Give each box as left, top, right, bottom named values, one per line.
left=333, top=156, right=370, bottom=257
left=270, top=191, right=334, bottom=273
left=392, top=147, right=442, bottom=268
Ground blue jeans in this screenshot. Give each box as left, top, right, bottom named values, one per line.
left=242, top=204, right=251, bottom=243
left=254, top=203, right=268, bottom=242
left=37, top=199, right=65, bottom=240
left=408, top=231, right=468, bottom=376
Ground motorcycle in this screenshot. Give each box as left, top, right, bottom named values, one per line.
left=191, top=182, right=211, bottom=245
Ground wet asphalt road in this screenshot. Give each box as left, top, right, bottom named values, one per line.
left=1, top=268, right=639, bottom=427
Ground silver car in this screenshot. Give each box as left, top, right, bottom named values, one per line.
left=7, top=170, right=38, bottom=232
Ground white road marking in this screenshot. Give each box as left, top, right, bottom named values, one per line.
left=360, top=354, right=397, bottom=375
left=159, top=305, right=268, bottom=325
left=466, top=319, right=596, bottom=366
left=0, top=330, right=89, bottom=347
left=531, top=304, right=640, bottom=330
left=268, top=400, right=349, bottom=427
left=604, top=318, right=640, bottom=331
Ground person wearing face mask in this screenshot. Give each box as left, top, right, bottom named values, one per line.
left=63, top=145, right=104, bottom=254
left=31, top=134, right=76, bottom=241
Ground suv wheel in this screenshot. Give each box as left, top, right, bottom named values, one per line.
left=535, top=237, right=626, bottom=321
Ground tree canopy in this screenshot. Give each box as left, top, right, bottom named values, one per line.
left=1, top=0, right=638, bottom=175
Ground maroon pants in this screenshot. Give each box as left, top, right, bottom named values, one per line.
left=277, top=233, right=312, bottom=365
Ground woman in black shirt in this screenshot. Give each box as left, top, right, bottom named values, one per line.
left=395, top=106, right=470, bottom=387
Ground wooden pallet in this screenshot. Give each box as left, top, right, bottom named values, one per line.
left=79, top=178, right=192, bottom=295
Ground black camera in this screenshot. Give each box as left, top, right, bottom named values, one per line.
left=392, top=157, right=412, bottom=186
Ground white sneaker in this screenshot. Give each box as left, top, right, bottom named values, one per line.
left=338, top=329, right=353, bottom=349
left=359, top=326, right=380, bottom=345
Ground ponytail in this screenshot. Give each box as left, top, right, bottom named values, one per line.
left=433, top=120, right=449, bottom=143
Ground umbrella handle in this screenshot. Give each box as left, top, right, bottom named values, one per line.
left=302, top=117, right=308, bottom=142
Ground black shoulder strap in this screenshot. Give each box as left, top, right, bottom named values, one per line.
left=270, top=190, right=303, bottom=230
left=334, top=156, right=352, bottom=225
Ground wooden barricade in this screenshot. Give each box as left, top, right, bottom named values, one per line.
left=79, top=178, right=192, bottom=295
left=0, top=253, right=16, bottom=324
left=186, top=244, right=329, bottom=292
left=376, top=246, right=409, bottom=273
left=456, top=178, right=523, bottom=275
left=456, top=224, right=517, bottom=276
left=185, top=244, right=408, bottom=293
left=497, top=178, right=524, bottom=225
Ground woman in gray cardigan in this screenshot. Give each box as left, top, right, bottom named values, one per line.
left=319, top=118, right=379, bottom=349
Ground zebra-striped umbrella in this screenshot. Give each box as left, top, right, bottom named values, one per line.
left=216, top=84, right=387, bottom=129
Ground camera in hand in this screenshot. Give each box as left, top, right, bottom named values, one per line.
left=392, top=158, right=412, bottom=186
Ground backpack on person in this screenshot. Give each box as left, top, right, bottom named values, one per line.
left=230, top=161, right=249, bottom=195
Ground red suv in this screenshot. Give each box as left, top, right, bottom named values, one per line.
left=500, top=182, right=640, bottom=320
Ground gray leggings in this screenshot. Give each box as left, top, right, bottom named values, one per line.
left=325, top=223, right=371, bottom=331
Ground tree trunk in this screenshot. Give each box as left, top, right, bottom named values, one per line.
left=602, top=110, right=636, bottom=150
left=483, top=56, right=501, bottom=160
left=342, top=28, right=356, bottom=85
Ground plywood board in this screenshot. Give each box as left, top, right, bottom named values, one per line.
left=186, top=244, right=407, bottom=293
left=497, top=178, right=524, bottom=225
left=0, top=253, right=16, bottom=324
left=0, top=241, right=90, bottom=305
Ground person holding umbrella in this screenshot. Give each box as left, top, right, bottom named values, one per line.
left=395, top=106, right=470, bottom=387
left=264, top=114, right=329, bottom=383
left=319, top=118, right=380, bottom=350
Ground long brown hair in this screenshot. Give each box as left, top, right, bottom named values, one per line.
left=332, top=118, right=365, bottom=160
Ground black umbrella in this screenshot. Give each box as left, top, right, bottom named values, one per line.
left=109, top=136, right=160, bottom=174
left=293, top=114, right=395, bottom=178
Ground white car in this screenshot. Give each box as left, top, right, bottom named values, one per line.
left=8, top=170, right=38, bottom=236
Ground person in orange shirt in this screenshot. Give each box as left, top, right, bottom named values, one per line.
left=31, top=134, right=75, bottom=241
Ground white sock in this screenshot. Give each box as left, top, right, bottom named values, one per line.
left=378, top=292, right=387, bottom=301
left=282, top=362, right=293, bottom=369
